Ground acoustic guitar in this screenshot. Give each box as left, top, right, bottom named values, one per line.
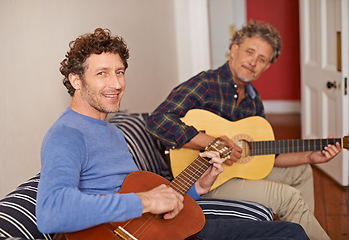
left=62, top=138, right=232, bottom=240
left=170, top=109, right=349, bottom=190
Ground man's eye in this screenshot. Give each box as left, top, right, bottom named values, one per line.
left=97, top=72, right=105, bottom=76
left=117, top=71, right=125, bottom=75
left=258, top=58, right=266, bottom=63
left=246, top=50, right=253, bottom=55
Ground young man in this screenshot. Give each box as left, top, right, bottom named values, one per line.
left=146, top=20, right=341, bottom=240
left=36, top=28, right=309, bottom=240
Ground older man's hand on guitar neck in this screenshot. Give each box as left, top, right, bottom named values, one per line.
left=274, top=138, right=341, bottom=167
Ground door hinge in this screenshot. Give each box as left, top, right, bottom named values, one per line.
left=345, top=77, right=347, bottom=95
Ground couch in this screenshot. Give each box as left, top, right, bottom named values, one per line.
left=0, top=112, right=273, bottom=239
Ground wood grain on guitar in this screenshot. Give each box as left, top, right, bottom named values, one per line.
left=62, top=138, right=232, bottom=240
left=170, top=109, right=348, bottom=190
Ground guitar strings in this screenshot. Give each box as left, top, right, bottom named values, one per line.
left=129, top=216, right=156, bottom=239
left=171, top=140, right=231, bottom=194
left=170, top=156, right=209, bottom=195
left=251, top=138, right=341, bottom=155
left=118, top=213, right=160, bottom=239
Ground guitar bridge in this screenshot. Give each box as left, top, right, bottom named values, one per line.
left=114, top=226, right=138, bottom=240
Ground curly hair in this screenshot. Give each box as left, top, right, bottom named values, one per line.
left=60, top=28, right=130, bottom=96
left=230, top=20, right=282, bottom=63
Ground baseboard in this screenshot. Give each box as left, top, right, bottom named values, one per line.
left=263, top=100, right=300, bottom=114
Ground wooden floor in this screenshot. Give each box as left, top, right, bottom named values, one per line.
left=266, top=113, right=349, bottom=240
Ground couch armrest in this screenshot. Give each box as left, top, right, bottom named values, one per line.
left=0, top=174, right=54, bottom=240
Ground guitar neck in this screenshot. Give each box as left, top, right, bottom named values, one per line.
left=250, top=137, right=342, bottom=156
left=168, top=156, right=211, bottom=195
left=168, top=138, right=232, bottom=195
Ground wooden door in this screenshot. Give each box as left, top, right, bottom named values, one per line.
left=300, top=0, right=349, bottom=186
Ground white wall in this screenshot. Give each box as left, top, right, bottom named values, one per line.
left=0, top=0, right=201, bottom=198
left=208, top=0, right=246, bottom=69
left=174, top=0, right=211, bottom=82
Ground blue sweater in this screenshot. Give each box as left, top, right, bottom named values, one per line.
left=36, top=108, right=199, bottom=234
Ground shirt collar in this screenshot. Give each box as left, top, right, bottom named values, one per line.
left=246, top=83, right=256, bottom=99
left=226, top=63, right=256, bottom=100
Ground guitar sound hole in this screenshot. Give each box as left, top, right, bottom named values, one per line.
left=235, top=139, right=251, bottom=158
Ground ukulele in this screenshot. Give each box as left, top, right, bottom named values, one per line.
left=170, top=109, right=349, bottom=190
left=62, top=137, right=232, bottom=240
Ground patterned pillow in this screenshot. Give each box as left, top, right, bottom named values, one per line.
left=0, top=174, right=53, bottom=240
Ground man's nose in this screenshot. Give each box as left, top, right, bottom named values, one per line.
left=109, top=74, right=121, bottom=88
left=249, top=56, right=258, bottom=66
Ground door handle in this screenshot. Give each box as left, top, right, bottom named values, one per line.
left=326, top=81, right=337, bottom=89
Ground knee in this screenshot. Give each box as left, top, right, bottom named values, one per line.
left=300, top=164, right=313, bottom=178
left=291, top=164, right=313, bottom=186
left=276, top=184, right=306, bottom=210
left=275, top=184, right=312, bottom=219
left=292, top=164, right=312, bottom=177
left=278, top=183, right=303, bottom=201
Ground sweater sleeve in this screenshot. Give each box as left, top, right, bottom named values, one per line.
left=187, top=185, right=201, bottom=200
left=36, top=126, right=143, bottom=234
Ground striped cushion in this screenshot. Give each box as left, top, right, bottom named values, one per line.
left=108, top=112, right=172, bottom=180
left=197, top=198, right=274, bottom=221
left=0, top=174, right=53, bottom=240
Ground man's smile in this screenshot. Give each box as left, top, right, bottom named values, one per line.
left=242, top=64, right=255, bottom=74
left=103, top=94, right=119, bottom=98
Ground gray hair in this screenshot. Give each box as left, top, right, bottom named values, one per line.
left=230, top=20, right=282, bottom=63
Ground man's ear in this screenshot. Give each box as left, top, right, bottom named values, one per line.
left=229, top=43, right=239, bottom=58
left=68, top=73, right=81, bottom=90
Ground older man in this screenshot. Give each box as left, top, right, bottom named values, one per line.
left=146, top=20, right=341, bottom=240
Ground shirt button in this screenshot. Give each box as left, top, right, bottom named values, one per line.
left=234, top=83, right=238, bottom=88
left=234, top=94, right=238, bottom=99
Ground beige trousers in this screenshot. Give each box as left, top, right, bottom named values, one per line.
left=204, top=164, right=330, bottom=240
